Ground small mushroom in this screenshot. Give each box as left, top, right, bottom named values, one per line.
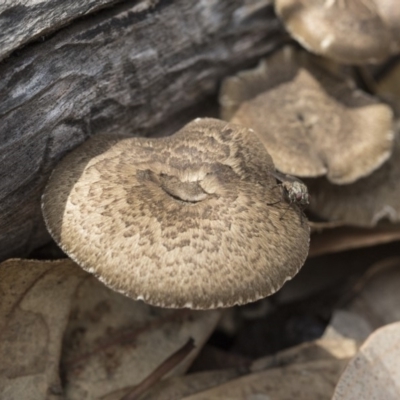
left=220, top=46, right=394, bottom=184
left=274, top=0, right=391, bottom=64
left=375, top=0, right=400, bottom=54
left=42, top=118, right=310, bottom=309
left=306, top=130, right=400, bottom=227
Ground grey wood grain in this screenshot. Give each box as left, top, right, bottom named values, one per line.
left=0, top=0, right=131, bottom=61
left=0, top=0, right=284, bottom=260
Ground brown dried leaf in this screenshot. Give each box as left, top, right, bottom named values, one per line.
left=322, top=310, right=372, bottom=344
left=181, top=359, right=348, bottom=400
left=134, top=368, right=247, bottom=400
left=345, top=257, right=400, bottom=328
left=61, top=268, right=221, bottom=399
left=0, top=259, right=221, bottom=399
left=134, top=336, right=356, bottom=400
left=250, top=337, right=357, bottom=373
left=333, top=322, right=400, bottom=399
left=0, top=259, right=87, bottom=400
left=181, top=321, right=358, bottom=399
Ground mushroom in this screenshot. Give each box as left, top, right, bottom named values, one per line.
left=274, top=0, right=391, bottom=64
left=306, top=130, right=400, bottom=227
left=219, top=46, right=394, bottom=184
left=42, top=118, right=310, bottom=309
left=375, top=0, right=400, bottom=54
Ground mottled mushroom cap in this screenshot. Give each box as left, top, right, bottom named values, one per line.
left=42, top=118, right=310, bottom=309
left=307, top=131, right=400, bottom=227
left=274, top=0, right=391, bottom=64
left=220, top=47, right=394, bottom=184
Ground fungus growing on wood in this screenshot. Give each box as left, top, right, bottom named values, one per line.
left=220, top=47, right=394, bottom=184
left=274, top=0, right=391, bottom=64
left=42, top=118, right=310, bottom=309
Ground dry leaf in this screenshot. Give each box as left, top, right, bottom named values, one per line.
left=178, top=336, right=356, bottom=400
left=0, top=259, right=221, bottom=399
left=181, top=359, right=348, bottom=400
left=345, top=257, right=400, bottom=328
left=137, top=336, right=356, bottom=400
left=135, top=368, right=247, bottom=400
left=61, top=265, right=221, bottom=399
left=250, top=337, right=357, bottom=372
left=322, top=310, right=372, bottom=343
left=333, top=322, right=400, bottom=400
left=0, top=259, right=86, bottom=400
left=119, top=339, right=196, bottom=400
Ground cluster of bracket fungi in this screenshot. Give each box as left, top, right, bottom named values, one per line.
left=42, top=0, right=400, bottom=310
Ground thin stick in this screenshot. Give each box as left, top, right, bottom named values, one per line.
left=121, top=338, right=196, bottom=400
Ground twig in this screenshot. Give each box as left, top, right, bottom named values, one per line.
left=120, top=337, right=196, bottom=400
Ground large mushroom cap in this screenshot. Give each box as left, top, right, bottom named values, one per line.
left=42, top=118, right=310, bottom=309
left=220, top=47, right=394, bottom=184
left=275, top=0, right=391, bottom=64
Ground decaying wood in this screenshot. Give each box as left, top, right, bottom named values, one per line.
left=0, top=0, right=284, bottom=261
left=0, top=0, right=130, bottom=62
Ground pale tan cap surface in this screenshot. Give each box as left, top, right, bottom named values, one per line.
left=275, top=0, right=391, bottom=64
left=220, top=47, right=394, bottom=184
left=42, top=118, right=310, bottom=309
left=375, top=0, right=400, bottom=54
left=307, top=131, right=400, bottom=227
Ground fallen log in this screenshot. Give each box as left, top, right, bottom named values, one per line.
left=0, top=0, right=284, bottom=260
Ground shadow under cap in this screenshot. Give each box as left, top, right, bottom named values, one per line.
left=275, top=0, right=391, bottom=64
left=41, top=118, right=310, bottom=309
left=220, top=46, right=394, bottom=184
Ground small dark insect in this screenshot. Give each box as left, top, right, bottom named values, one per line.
left=268, top=170, right=309, bottom=221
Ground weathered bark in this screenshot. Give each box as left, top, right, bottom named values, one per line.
left=0, top=0, right=129, bottom=61
left=0, top=0, right=284, bottom=261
